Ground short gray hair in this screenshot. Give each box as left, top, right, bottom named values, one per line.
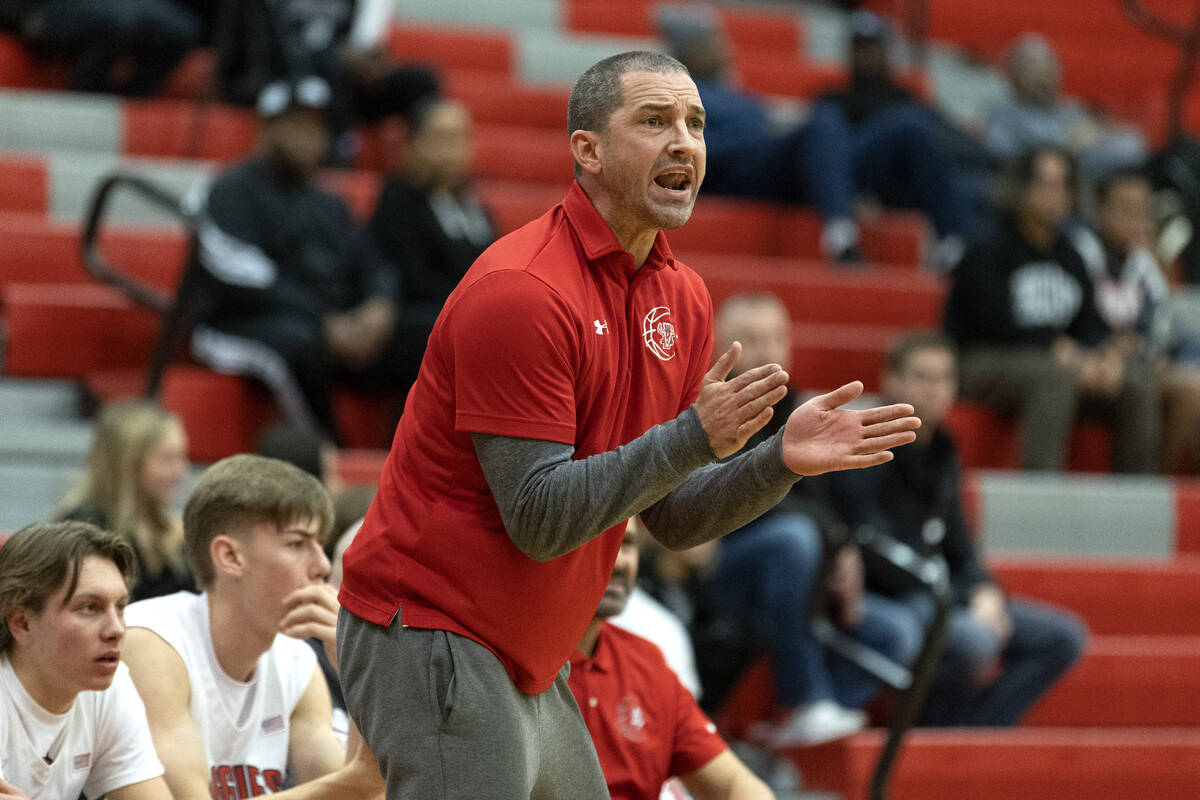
left=567, top=51, right=690, bottom=136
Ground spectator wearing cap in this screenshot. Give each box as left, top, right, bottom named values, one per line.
left=657, top=5, right=968, bottom=267
left=186, top=77, right=419, bottom=442
left=215, top=0, right=439, bottom=165
left=809, top=10, right=978, bottom=267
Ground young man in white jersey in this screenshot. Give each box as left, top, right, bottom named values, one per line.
left=0, top=521, right=169, bottom=800
left=122, top=454, right=381, bottom=799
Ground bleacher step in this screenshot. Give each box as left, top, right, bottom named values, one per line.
left=787, top=727, right=1200, bottom=800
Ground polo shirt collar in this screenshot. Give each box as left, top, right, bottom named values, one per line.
left=569, top=620, right=615, bottom=674
left=564, top=181, right=677, bottom=279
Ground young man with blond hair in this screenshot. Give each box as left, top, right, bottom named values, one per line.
left=122, top=454, right=380, bottom=799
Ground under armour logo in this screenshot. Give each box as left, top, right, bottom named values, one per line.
left=594, top=319, right=609, bottom=335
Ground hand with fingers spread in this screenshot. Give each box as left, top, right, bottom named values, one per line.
left=782, top=381, right=921, bottom=476
left=280, top=583, right=341, bottom=669
left=695, top=342, right=791, bottom=458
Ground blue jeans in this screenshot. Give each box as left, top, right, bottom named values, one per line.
left=702, top=102, right=968, bottom=238
left=867, top=592, right=1089, bottom=725
left=709, top=513, right=920, bottom=710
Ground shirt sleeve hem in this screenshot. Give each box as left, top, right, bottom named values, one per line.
left=455, top=411, right=576, bottom=444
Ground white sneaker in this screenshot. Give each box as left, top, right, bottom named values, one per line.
left=749, top=700, right=867, bottom=750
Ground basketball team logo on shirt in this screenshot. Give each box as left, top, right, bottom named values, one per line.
left=615, top=695, right=647, bottom=742
left=642, top=306, right=677, bottom=361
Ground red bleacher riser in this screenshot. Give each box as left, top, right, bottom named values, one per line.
left=123, top=99, right=258, bottom=162
left=0, top=214, right=186, bottom=292
left=1025, top=636, right=1200, bottom=727
left=2, top=283, right=158, bottom=376
left=692, top=254, right=943, bottom=328
left=943, top=402, right=1112, bottom=473
left=159, top=366, right=398, bottom=462
left=444, top=70, right=569, bottom=131
left=795, top=728, right=1200, bottom=800
left=564, top=0, right=803, bottom=54
left=790, top=321, right=899, bottom=392
left=992, top=557, right=1200, bottom=636
left=386, top=24, right=513, bottom=76
left=336, top=449, right=390, bottom=487
left=0, top=34, right=68, bottom=90
left=471, top=125, right=575, bottom=184
left=0, top=157, right=47, bottom=214
left=160, top=367, right=279, bottom=463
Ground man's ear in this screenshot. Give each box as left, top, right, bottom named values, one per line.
left=210, top=534, right=246, bottom=580
left=570, top=129, right=603, bottom=176
left=6, top=608, right=32, bottom=648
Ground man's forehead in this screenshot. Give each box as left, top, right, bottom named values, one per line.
left=60, top=556, right=128, bottom=604
left=618, top=70, right=703, bottom=107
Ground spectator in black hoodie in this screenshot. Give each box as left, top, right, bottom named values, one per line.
left=188, top=76, right=412, bottom=441
left=944, top=145, right=1158, bottom=472
left=825, top=331, right=1087, bottom=726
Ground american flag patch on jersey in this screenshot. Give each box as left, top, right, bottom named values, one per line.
left=73, top=753, right=91, bottom=770
left=261, top=715, right=285, bottom=734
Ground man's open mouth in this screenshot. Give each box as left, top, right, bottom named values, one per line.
left=654, top=169, right=691, bottom=191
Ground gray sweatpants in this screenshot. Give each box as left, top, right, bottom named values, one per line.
left=337, top=608, right=610, bottom=799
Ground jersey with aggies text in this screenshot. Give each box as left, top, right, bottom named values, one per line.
left=125, top=591, right=317, bottom=798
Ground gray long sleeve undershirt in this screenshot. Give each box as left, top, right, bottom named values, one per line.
left=473, top=407, right=802, bottom=561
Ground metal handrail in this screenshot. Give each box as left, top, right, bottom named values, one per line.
left=810, top=526, right=952, bottom=800
left=79, top=171, right=199, bottom=395
left=1120, top=0, right=1200, bottom=141
left=79, top=171, right=195, bottom=315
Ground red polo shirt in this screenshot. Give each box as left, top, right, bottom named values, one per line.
left=338, top=182, right=714, bottom=694
left=568, top=623, right=727, bottom=800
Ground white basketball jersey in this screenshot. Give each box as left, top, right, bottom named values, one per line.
left=125, top=591, right=316, bottom=798
left=0, top=657, right=162, bottom=799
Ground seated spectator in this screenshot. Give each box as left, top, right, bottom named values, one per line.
left=0, top=521, right=170, bottom=799
left=1072, top=168, right=1199, bottom=471
left=188, top=77, right=418, bottom=441
left=3, top=0, right=202, bottom=96
left=369, top=98, right=496, bottom=352
left=569, top=521, right=774, bottom=800
left=609, top=516, right=703, bottom=698
left=657, top=5, right=966, bottom=266
left=56, top=401, right=193, bottom=601
left=700, top=294, right=918, bottom=748
left=121, top=455, right=382, bottom=799
left=825, top=332, right=1088, bottom=726
left=215, top=0, right=439, bottom=165
left=945, top=145, right=1160, bottom=472
left=984, top=34, right=1146, bottom=184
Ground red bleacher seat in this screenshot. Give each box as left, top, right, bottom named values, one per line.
left=2, top=283, right=159, bottom=376
left=0, top=157, right=47, bottom=214
left=993, top=557, right=1200, bottom=637
left=564, top=0, right=803, bottom=56
left=159, top=366, right=400, bottom=462
left=0, top=34, right=68, bottom=90
left=444, top=70, right=569, bottom=131
left=693, top=255, right=944, bottom=328
left=790, top=321, right=900, bottom=392
left=0, top=213, right=186, bottom=292
left=944, top=402, right=1112, bottom=472
left=122, top=100, right=257, bottom=162
left=386, top=24, right=513, bottom=75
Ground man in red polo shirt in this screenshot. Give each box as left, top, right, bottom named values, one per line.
left=337, top=49, right=920, bottom=799
left=570, top=521, right=774, bottom=800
